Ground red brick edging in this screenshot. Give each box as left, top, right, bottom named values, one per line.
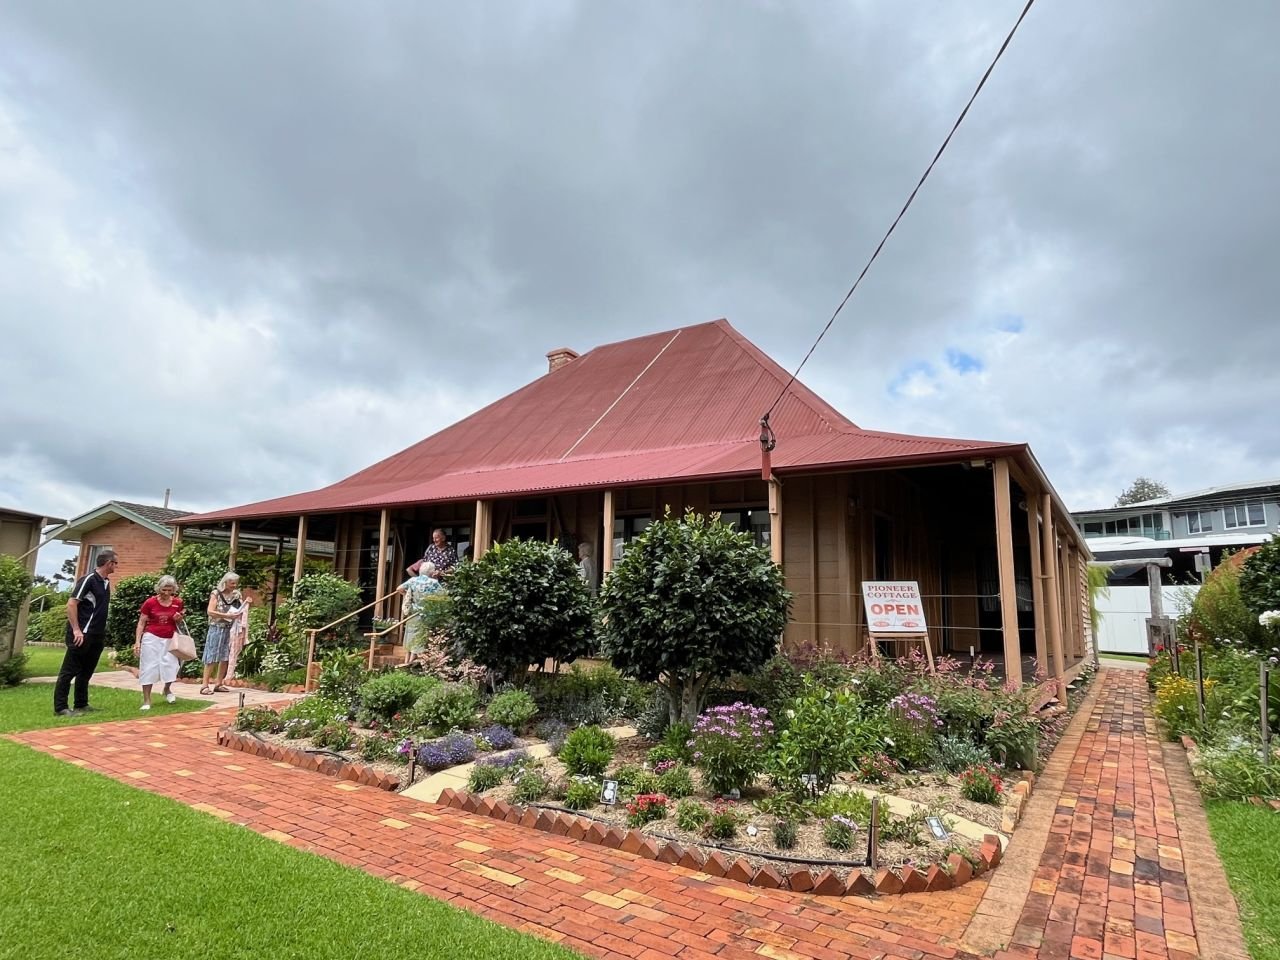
left=216, top=728, right=401, bottom=790
left=436, top=786, right=1003, bottom=897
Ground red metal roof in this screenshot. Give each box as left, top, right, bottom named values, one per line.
left=181, top=319, right=1022, bottom=523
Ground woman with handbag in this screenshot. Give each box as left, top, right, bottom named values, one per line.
left=133, top=575, right=185, bottom=711
left=200, top=572, right=243, bottom=695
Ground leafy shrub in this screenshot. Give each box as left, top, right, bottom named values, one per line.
left=359, top=731, right=401, bottom=762
left=416, top=732, right=476, bottom=771
left=1192, top=738, right=1280, bottom=799
left=534, top=719, right=569, bottom=756
left=661, top=723, right=694, bottom=762
left=612, top=764, right=647, bottom=788
left=647, top=744, right=682, bottom=766
left=958, top=765, right=1003, bottom=804
left=475, top=724, right=516, bottom=751
left=1185, top=559, right=1265, bottom=652
left=560, top=726, right=615, bottom=778
left=486, top=689, right=538, bottom=730
left=702, top=804, right=739, bottom=840
left=279, top=572, right=363, bottom=649
left=822, top=816, right=856, bottom=850
left=512, top=768, right=550, bottom=804
left=772, top=819, right=798, bottom=849
left=105, top=573, right=163, bottom=652
left=625, top=793, right=669, bottom=827
left=448, top=539, right=595, bottom=683
left=879, top=808, right=926, bottom=844
left=656, top=764, right=695, bottom=799
left=741, top=654, right=805, bottom=729
left=358, top=672, right=439, bottom=722
left=634, top=687, right=672, bottom=740
left=932, top=736, right=992, bottom=773
left=627, top=771, right=661, bottom=796
left=601, top=510, right=791, bottom=726
left=767, top=679, right=862, bottom=796
left=281, top=696, right=347, bottom=728
left=853, top=753, right=898, bottom=783
left=690, top=702, right=773, bottom=794
left=317, top=651, right=369, bottom=709
left=675, top=799, right=711, bottom=832
left=311, top=722, right=355, bottom=752
left=407, top=682, right=479, bottom=734
left=562, top=778, right=600, bottom=810
left=526, top=663, right=650, bottom=727
left=0, top=554, right=33, bottom=637
left=467, top=764, right=505, bottom=792
left=0, top=652, right=29, bottom=687
left=933, top=686, right=991, bottom=742
left=234, top=706, right=282, bottom=733
left=1240, top=539, right=1280, bottom=624
left=813, top=790, right=873, bottom=825
left=983, top=695, right=1041, bottom=769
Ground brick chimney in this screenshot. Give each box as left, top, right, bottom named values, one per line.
left=545, top=347, right=579, bottom=373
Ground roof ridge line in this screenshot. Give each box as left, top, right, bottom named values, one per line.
left=713, top=319, right=853, bottom=433
left=557, top=329, right=683, bottom=461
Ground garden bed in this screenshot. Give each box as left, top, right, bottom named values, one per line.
left=436, top=786, right=1004, bottom=897
left=454, top=731, right=1030, bottom=892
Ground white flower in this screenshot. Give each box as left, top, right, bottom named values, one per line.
left=1259, top=610, right=1280, bottom=628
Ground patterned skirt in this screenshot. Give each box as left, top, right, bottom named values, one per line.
left=203, top=621, right=232, bottom=664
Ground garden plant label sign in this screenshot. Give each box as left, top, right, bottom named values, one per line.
left=600, top=779, right=619, bottom=805
left=861, top=581, right=928, bottom=633
left=925, top=816, right=949, bottom=840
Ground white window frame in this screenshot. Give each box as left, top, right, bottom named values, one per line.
left=1223, top=501, right=1266, bottom=529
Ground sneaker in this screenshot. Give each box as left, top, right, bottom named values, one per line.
left=56, top=708, right=78, bottom=717
left=79, top=706, right=100, bottom=713
left=165, top=693, right=177, bottom=704
left=140, top=703, right=151, bottom=711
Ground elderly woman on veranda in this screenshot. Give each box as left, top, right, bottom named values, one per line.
left=133, top=575, right=185, bottom=711
left=397, top=562, right=444, bottom=652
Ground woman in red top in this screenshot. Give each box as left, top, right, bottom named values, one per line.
left=133, top=575, right=185, bottom=711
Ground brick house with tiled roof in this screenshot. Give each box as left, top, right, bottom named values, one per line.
left=179, top=319, right=1094, bottom=687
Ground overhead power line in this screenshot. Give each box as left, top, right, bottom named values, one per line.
left=761, top=0, right=1039, bottom=439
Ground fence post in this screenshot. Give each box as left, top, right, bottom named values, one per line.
left=1169, top=623, right=1180, bottom=677
left=1262, top=660, right=1272, bottom=766
left=1193, top=638, right=1206, bottom=729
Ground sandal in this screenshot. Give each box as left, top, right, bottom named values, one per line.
left=213, top=685, right=231, bottom=693
left=200, top=686, right=214, bottom=696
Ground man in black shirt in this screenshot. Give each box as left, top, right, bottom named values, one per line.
left=53, top=549, right=119, bottom=716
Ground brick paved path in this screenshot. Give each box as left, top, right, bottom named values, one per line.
left=13, top=707, right=985, bottom=960
left=973, top=670, right=1247, bottom=960
left=12, top=670, right=1246, bottom=960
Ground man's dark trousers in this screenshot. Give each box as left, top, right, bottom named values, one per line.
left=52, top=634, right=105, bottom=713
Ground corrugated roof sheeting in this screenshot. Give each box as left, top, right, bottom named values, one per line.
left=180, top=319, right=1017, bottom=523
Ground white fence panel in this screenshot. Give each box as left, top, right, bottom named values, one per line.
left=1095, top=585, right=1199, bottom=654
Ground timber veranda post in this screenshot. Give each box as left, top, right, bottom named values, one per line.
left=993, top=459, right=1022, bottom=688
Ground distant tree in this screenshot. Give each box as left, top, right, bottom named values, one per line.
left=1115, top=477, right=1170, bottom=506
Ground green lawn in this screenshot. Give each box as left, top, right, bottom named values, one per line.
left=1206, top=800, right=1280, bottom=960
left=0, top=740, right=577, bottom=960
left=0, top=682, right=206, bottom=734
left=18, top=645, right=71, bottom=677
left=1099, top=652, right=1151, bottom=663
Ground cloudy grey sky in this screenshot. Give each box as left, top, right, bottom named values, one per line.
left=2, top=1, right=1278, bottom=576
